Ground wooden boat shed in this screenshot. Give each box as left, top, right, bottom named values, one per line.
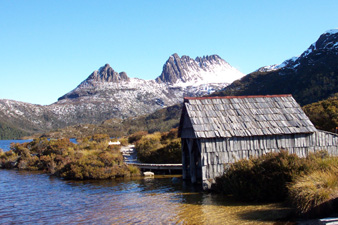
left=178, top=95, right=338, bottom=190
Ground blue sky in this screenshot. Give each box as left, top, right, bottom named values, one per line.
left=1, top=0, right=337, bottom=105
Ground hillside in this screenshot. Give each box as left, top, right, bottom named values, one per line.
left=33, top=104, right=182, bottom=139
left=302, top=93, right=338, bottom=133
left=212, top=30, right=338, bottom=106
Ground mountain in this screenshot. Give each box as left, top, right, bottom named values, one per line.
left=54, top=53, right=242, bottom=123
left=0, top=54, right=243, bottom=139
left=156, top=54, right=243, bottom=85
left=212, top=29, right=338, bottom=106
left=10, top=29, right=338, bottom=139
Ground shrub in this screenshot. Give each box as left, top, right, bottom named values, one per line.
left=91, top=134, right=110, bottom=143
left=128, top=131, right=148, bottom=144
left=288, top=170, right=338, bottom=215
left=214, top=150, right=310, bottom=202
left=127, top=165, right=140, bottom=176
left=1, top=135, right=139, bottom=180
left=0, top=150, right=18, bottom=169
left=119, top=138, right=128, bottom=146
left=136, top=132, right=162, bottom=162
left=135, top=130, right=181, bottom=164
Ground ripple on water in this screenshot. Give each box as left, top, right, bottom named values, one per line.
left=0, top=170, right=292, bottom=224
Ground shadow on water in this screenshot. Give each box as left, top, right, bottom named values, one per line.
left=237, top=207, right=296, bottom=224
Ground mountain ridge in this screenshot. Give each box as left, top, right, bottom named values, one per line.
left=212, top=29, right=338, bottom=106
left=0, top=53, right=243, bottom=138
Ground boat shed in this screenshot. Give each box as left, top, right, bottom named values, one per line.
left=178, top=95, right=338, bottom=190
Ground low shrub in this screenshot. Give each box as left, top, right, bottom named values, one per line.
left=214, top=150, right=322, bottom=202
left=135, top=130, right=181, bottom=164
left=1, top=136, right=140, bottom=179
left=119, top=138, right=128, bottom=146
left=0, top=150, right=18, bottom=169
left=128, top=131, right=148, bottom=144
left=288, top=170, right=338, bottom=215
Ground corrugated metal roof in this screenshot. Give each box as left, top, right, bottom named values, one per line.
left=181, top=95, right=317, bottom=138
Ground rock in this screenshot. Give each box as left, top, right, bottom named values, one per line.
left=143, top=171, right=154, bottom=177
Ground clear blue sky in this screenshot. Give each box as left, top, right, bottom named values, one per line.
left=1, top=0, right=337, bottom=105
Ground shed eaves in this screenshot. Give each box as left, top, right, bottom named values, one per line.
left=182, top=95, right=317, bottom=138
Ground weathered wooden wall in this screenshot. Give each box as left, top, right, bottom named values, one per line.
left=191, top=130, right=338, bottom=189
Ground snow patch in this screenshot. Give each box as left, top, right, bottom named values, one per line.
left=255, top=56, right=299, bottom=73
left=325, top=29, right=338, bottom=35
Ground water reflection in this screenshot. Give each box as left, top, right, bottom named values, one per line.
left=0, top=170, right=292, bottom=224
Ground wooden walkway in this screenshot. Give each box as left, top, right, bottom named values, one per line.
left=128, top=163, right=182, bottom=171
left=121, top=145, right=182, bottom=173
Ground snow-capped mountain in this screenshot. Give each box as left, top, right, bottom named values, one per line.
left=256, top=29, right=338, bottom=73
left=0, top=53, right=244, bottom=136
left=156, top=54, right=243, bottom=85
left=51, top=54, right=243, bottom=125
left=214, top=29, right=338, bottom=106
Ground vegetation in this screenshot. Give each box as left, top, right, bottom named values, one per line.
left=214, top=150, right=338, bottom=214
left=287, top=154, right=338, bottom=216
left=288, top=171, right=338, bottom=216
left=0, top=137, right=140, bottom=179
left=302, top=93, right=338, bottom=132
left=0, top=122, right=29, bottom=140
left=214, top=150, right=310, bottom=202
left=134, top=128, right=181, bottom=164
left=26, top=104, right=182, bottom=140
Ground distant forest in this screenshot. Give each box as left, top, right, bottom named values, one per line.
left=302, top=93, right=338, bottom=133
left=0, top=123, right=28, bottom=140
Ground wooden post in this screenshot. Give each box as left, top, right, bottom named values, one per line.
left=188, top=139, right=197, bottom=184
left=182, top=139, right=187, bottom=180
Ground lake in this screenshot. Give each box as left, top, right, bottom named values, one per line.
left=0, top=140, right=292, bottom=224
left=0, top=139, right=33, bottom=151
left=0, top=139, right=77, bottom=152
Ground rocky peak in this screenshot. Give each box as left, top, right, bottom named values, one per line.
left=195, top=54, right=223, bottom=66
left=88, top=63, right=130, bottom=83
left=155, top=53, right=240, bottom=85
left=301, top=29, right=338, bottom=58
left=155, top=53, right=191, bottom=84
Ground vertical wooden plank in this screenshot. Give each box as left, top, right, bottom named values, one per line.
left=182, top=139, right=186, bottom=180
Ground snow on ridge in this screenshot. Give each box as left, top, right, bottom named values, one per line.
left=325, top=29, right=338, bottom=35
left=255, top=56, right=299, bottom=73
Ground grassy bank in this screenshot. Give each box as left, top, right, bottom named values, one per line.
left=0, top=136, right=140, bottom=179
left=214, top=150, right=338, bottom=217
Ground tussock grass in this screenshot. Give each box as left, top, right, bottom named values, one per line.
left=214, top=150, right=338, bottom=217
left=288, top=170, right=338, bottom=214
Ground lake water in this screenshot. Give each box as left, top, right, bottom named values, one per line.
left=0, top=139, right=76, bottom=152
left=0, top=139, right=33, bottom=151
left=0, top=140, right=292, bottom=224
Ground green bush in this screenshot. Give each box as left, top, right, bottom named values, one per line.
left=0, top=136, right=140, bottom=179
left=135, top=130, right=181, bottom=164
left=214, top=150, right=338, bottom=208
left=214, top=150, right=313, bottom=202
